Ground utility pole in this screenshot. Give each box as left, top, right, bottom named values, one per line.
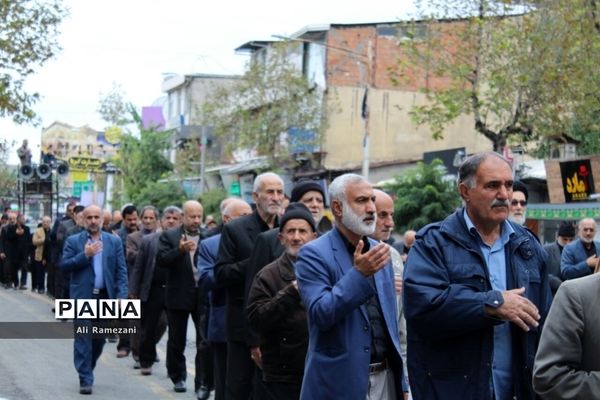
left=361, top=39, right=373, bottom=181
left=199, top=125, right=207, bottom=195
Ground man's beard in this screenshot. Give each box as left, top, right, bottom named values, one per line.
left=509, top=214, right=525, bottom=226
left=341, top=202, right=376, bottom=236
left=581, top=236, right=594, bottom=244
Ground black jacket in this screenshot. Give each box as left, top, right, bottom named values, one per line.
left=4, top=224, right=31, bottom=261
left=156, top=226, right=199, bottom=310
left=243, top=228, right=284, bottom=345
left=246, top=253, right=307, bottom=384
left=214, top=210, right=275, bottom=342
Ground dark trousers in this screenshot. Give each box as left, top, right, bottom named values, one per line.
left=0, top=258, right=5, bottom=285
left=139, top=285, right=168, bottom=368
left=55, top=267, right=70, bottom=298
left=46, top=261, right=56, bottom=297
left=33, top=261, right=46, bottom=292
left=213, top=341, right=227, bottom=400
left=117, top=334, right=131, bottom=354
left=9, top=257, right=27, bottom=287
left=263, top=381, right=301, bottom=400
left=225, top=340, right=268, bottom=400
left=166, top=307, right=210, bottom=391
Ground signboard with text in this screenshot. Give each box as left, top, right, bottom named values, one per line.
left=560, top=159, right=595, bottom=202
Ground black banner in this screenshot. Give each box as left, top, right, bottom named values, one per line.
left=560, top=159, right=595, bottom=202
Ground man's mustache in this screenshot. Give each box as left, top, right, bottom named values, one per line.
left=491, top=199, right=510, bottom=208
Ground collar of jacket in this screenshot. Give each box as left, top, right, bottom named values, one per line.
left=253, top=208, right=279, bottom=231
left=438, top=208, right=531, bottom=252
left=276, top=252, right=297, bottom=282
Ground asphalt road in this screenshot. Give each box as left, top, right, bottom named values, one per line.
left=0, top=286, right=209, bottom=400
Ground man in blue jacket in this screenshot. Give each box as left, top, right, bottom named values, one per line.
left=560, top=217, right=600, bottom=280
left=295, top=173, right=406, bottom=399
left=60, top=205, right=128, bottom=395
left=404, top=152, right=551, bottom=400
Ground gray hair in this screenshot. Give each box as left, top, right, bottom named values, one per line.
left=329, top=173, right=368, bottom=203
left=140, top=205, right=159, bottom=219
left=162, top=205, right=182, bottom=217
left=578, top=217, right=597, bottom=230
left=457, top=152, right=512, bottom=189
left=253, top=172, right=283, bottom=193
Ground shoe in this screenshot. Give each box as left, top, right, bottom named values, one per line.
left=141, top=367, right=152, bottom=376
left=133, top=361, right=141, bottom=369
left=196, top=386, right=211, bottom=400
left=173, top=380, right=187, bottom=393
left=19, top=285, right=26, bottom=290
left=116, top=349, right=129, bottom=358
left=79, top=385, right=92, bottom=395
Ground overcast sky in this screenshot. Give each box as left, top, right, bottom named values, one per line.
left=1, top=0, right=415, bottom=164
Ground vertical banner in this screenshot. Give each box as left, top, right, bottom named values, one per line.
left=560, top=159, right=595, bottom=202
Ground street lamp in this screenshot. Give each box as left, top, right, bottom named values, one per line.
left=272, top=34, right=374, bottom=180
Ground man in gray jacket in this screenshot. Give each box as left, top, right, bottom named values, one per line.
left=533, top=273, right=600, bottom=398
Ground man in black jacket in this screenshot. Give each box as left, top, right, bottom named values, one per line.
left=246, top=203, right=317, bottom=400
left=5, top=212, right=31, bottom=289
left=156, top=200, right=210, bottom=396
left=215, top=172, right=284, bottom=400
left=130, top=205, right=182, bottom=376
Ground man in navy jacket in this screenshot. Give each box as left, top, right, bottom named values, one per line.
left=560, top=217, right=600, bottom=280
left=404, top=152, right=551, bottom=400
left=60, top=205, right=128, bottom=395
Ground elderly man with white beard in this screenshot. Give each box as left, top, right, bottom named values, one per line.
left=295, top=173, right=407, bottom=400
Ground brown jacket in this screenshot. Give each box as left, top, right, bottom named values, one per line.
left=32, top=226, right=47, bottom=262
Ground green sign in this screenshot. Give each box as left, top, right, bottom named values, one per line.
left=527, top=207, right=600, bottom=220
left=73, top=181, right=94, bottom=197
left=230, top=181, right=241, bottom=196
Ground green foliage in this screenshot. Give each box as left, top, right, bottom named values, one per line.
left=198, top=188, right=227, bottom=222
left=0, top=139, right=18, bottom=206
left=111, top=106, right=174, bottom=205
left=385, top=159, right=460, bottom=232
left=130, top=181, right=187, bottom=212
left=97, top=82, right=133, bottom=126
left=0, top=0, right=67, bottom=124
left=395, top=0, right=600, bottom=151
left=202, top=41, right=327, bottom=168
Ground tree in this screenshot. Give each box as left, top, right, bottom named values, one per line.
left=392, top=0, right=600, bottom=152
left=198, top=188, right=227, bottom=222
left=110, top=106, right=173, bottom=207
left=384, top=159, right=460, bottom=232
left=130, top=181, right=187, bottom=211
left=1, top=0, right=67, bottom=124
left=202, top=41, right=327, bottom=169
left=0, top=139, right=18, bottom=208
left=97, top=82, right=132, bottom=127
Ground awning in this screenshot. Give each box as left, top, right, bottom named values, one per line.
left=527, top=202, right=600, bottom=220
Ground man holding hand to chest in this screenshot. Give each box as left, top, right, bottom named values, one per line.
left=60, top=205, right=128, bottom=395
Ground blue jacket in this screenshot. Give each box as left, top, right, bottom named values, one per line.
left=197, top=234, right=226, bottom=343
left=295, top=227, right=405, bottom=400
left=404, top=209, right=551, bottom=400
left=60, top=230, right=128, bottom=300
left=560, top=238, right=600, bottom=280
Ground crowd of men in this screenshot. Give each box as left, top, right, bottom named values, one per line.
left=1, top=151, right=600, bottom=399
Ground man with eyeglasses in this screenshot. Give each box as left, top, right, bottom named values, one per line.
left=561, top=218, right=600, bottom=280
left=508, top=181, right=528, bottom=226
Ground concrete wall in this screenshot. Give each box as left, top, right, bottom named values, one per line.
left=322, top=86, right=492, bottom=170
